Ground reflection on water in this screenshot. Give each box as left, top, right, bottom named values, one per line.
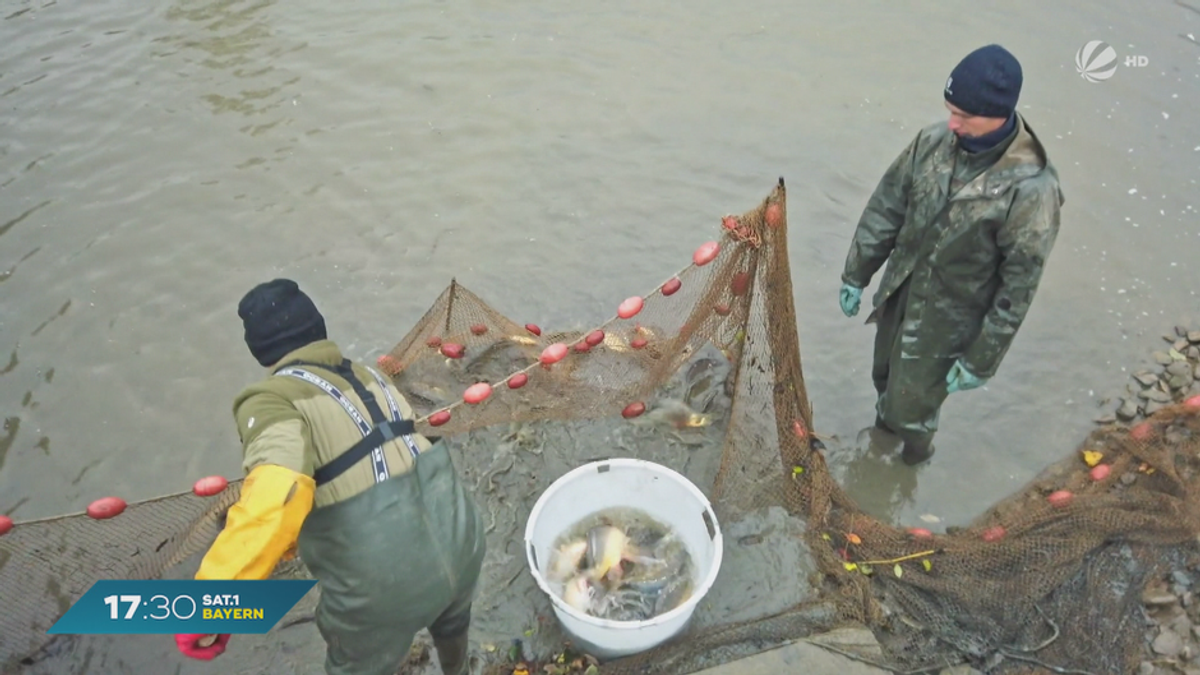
left=157, top=0, right=302, bottom=125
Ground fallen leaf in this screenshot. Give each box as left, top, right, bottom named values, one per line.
left=893, top=564, right=903, bottom=578
left=859, top=564, right=874, bottom=576
left=1082, top=450, right=1103, bottom=467
left=843, top=562, right=858, bottom=572
left=792, top=466, right=805, bottom=478
left=846, top=533, right=862, bottom=545
left=821, top=533, right=831, bottom=541
left=919, top=514, right=942, bottom=524
left=483, top=643, right=496, bottom=653
left=1170, top=348, right=1185, bottom=361
left=922, top=559, right=932, bottom=572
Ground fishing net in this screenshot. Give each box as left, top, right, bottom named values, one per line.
left=3, top=178, right=1200, bottom=675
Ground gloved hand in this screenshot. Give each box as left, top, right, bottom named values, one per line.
left=175, top=633, right=231, bottom=661
left=839, top=283, right=863, bottom=317
left=946, top=360, right=987, bottom=393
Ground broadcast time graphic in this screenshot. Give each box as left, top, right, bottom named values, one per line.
left=46, top=580, right=316, bottom=635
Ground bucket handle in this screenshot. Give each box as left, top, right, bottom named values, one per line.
left=529, top=543, right=539, bottom=572
left=702, top=508, right=716, bottom=540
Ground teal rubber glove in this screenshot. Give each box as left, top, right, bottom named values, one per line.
left=946, top=360, right=987, bottom=393
left=839, top=283, right=862, bottom=317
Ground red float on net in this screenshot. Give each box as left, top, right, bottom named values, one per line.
left=1090, top=464, right=1111, bottom=481
left=440, top=343, right=465, bottom=359
left=470, top=324, right=488, bottom=336
left=193, top=476, right=229, bottom=497
left=693, top=241, right=720, bottom=266
left=508, top=373, right=528, bottom=389
left=1047, top=490, right=1073, bottom=508
left=618, top=297, right=644, bottom=320
left=426, top=336, right=442, bottom=348
left=87, top=497, right=127, bottom=520
left=428, top=410, right=451, bottom=427
left=540, top=343, right=568, bottom=365
left=765, top=203, right=783, bottom=228
left=1130, top=422, right=1153, bottom=441
left=662, top=278, right=682, bottom=296
left=731, top=271, right=751, bottom=297
left=463, top=383, right=492, bottom=404
left=630, top=338, right=648, bottom=350
left=622, top=402, right=646, bottom=418
left=525, top=324, right=542, bottom=336
left=585, top=330, right=606, bottom=347
left=0, top=515, right=13, bottom=536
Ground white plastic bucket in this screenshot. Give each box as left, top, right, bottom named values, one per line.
left=523, top=458, right=723, bottom=659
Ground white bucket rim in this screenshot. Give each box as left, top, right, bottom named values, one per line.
left=523, top=457, right=724, bottom=631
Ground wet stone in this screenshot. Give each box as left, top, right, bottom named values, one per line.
left=1140, top=388, right=1173, bottom=403
left=1189, top=330, right=1200, bottom=344
left=1176, top=339, right=1191, bottom=353
left=1171, top=374, right=1194, bottom=391
left=1171, top=613, right=1193, bottom=637
left=1139, top=662, right=1156, bottom=675
left=1169, top=361, right=1194, bottom=376
left=1095, top=412, right=1117, bottom=424
left=1174, top=571, right=1194, bottom=588
left=1145, top=591, right=1179, bottom=607
left=1118, top=399, right=1141, bottom=421
left=1122, top=472, right=1139, bottom=485
left=1195, top=364, right=1200, bottom=381
left=1146, top=400, right=1166, bottom=416
left=1177, top=326, right=1190, bottom=338
left=1137, top=372, right=1162, bottom=387
left=1153, top=628, right=1184, bottom=656
left=1155, top=351, right=1176, bottom=366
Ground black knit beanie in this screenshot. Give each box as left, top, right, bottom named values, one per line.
left=238, top=279, right=327, bottom=367
left=943, top=44, right=1023, bottom=118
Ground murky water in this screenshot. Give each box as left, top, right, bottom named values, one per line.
left=3, top=0, right=1199, bottom=671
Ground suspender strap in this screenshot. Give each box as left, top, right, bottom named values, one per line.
left=274, top=359, right=420, bottom=487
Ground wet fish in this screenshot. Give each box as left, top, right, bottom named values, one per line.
left=548, top=539, right=588, bottom=582
left=561, top=575, right=598, bottom=613
left=636, top=399, right=711, bottom=431
left=585, top=525, right=639, bottom=582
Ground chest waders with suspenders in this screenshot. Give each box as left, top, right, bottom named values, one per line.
left=274, top=358, right=432, bottom=487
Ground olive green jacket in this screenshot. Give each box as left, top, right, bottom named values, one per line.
left=231, top=340, right=434, bottom=508
left=842, top=114, right=1065, bottom=379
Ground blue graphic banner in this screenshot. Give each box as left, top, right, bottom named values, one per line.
left=47, top=580, right=317, bottom=635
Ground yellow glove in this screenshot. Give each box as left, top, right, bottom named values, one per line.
left=195, top=464, right=315, bottom=581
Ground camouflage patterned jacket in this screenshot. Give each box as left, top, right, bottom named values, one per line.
left=231, top=340, right=435, bottom=509
left=841, top=114, right=1065, bottom=379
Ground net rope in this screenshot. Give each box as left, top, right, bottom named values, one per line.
left=3, top=178, right=1199, bottom=675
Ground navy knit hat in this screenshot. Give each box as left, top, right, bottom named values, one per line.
left=943, top=44, right=1023, bottom=118
left=238, top=279, right=327, bottom=367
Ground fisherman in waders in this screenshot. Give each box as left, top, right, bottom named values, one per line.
left=174, top=278, right=486, bottom=675
left=839, top=44, right=1065, bottom=465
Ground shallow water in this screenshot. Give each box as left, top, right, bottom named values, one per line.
left=3, top=0, right=1199, bottom=671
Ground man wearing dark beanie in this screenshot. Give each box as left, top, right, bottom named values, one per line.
left=837, top=44, right=1065, bottom=466
left=174, top=278, right=486, bottom=675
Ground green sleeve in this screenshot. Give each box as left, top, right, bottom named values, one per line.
left=961, top=179, right=1064, bottom=379
left=841, top=132, right=919, bottom=289
left=232, top=389, right=316, bottom=478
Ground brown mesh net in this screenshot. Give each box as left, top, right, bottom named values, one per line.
left=3, top=178, right=1200, bottom=675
